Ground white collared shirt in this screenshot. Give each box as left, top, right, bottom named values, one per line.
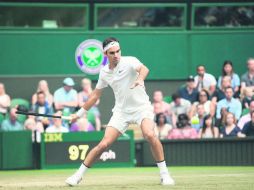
left=194, top=73, right=217, bottom=91
left=96, top=56, right=150, bottom=113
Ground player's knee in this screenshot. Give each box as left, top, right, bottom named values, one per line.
left=97, top=141, right=109, bottom=151
left=144, top=131, right=156, bottom=142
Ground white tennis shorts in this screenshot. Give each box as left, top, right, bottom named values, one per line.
left=107, top=104, right=154, bottom=134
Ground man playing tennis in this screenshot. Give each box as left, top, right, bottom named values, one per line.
left=66, top=37, right=175, bottom=186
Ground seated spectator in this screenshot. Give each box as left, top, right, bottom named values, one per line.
left=194, top=65, right=217, bottom=95
left=78, top=78, right=101, bottom=131
left=199, top=114, right=219, bottom=138
left=45, top=111, right=69, bottom=133
left=32, top=80, right=53, bottom=106
left=170, top=93, right=191, bottom=119
left=189, top=89, right=215, bottom=118
left=154, top=113, right=173, bottom=140
left=211, top=76, right=231, bottom=104
left=24, top=116, right=44, bottom=142
left=28, top=91, right=53, bottom=129
left=241, top=58, right=254, bottom=95
left=216, top=87, right=242, bottom=121
left=54, top=77, right=78, bottom=117
left=152, top=90, right=176, bottom=126
left=178, top=75, right=198, bottom=103
left=168, top=113, right=198, bottom=139
left=70, top=113, right=95, bottom=132
left=220, top=112, right=241, bottom=138
left=215, top=107, right=228, bottom=129
left=238, top=111, right=254, bottom=137
left=1, top=108, right=23, bottom=131
left=0, top=82, right=11, bottom=117
left=237, top=100, right=254, bottom=130
left=217, top=60, right=240, bottom=97
left=241, top=87, right=254, bottom=109
left=190, top=103, right=207, bottom=132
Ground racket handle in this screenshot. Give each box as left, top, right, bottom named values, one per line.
left=61, top=116, right=72, bottom=120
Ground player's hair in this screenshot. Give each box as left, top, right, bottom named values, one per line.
left=102, top=37, right=119, bottom=49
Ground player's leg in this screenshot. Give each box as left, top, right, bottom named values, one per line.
left=65, top=126, right=121, bottom=186
left=84, top=126, right=121, bottom=166
left=140, top=118, right=175, bottom=185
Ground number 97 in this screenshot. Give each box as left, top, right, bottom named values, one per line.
left=68, top=145, right=89, bottom=161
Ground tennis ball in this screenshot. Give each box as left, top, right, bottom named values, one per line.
left=191, top=116, right=199, bottom=124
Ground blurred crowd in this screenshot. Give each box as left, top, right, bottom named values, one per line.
left=0, top=77, right=101, bottom=141
left=1, top=58, right=254, bottom=141
left=153, top=58, right=254, bottom=140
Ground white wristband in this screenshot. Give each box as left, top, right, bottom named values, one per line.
left=76, top=107, right=87, bottom=118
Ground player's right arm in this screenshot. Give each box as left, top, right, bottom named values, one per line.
left=71, top=88, right=103, bottom=122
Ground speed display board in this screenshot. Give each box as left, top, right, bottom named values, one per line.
left=40, top=131, right=135, bottom=169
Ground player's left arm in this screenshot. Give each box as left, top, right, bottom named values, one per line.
left=130, top=64, right=149, bottom=89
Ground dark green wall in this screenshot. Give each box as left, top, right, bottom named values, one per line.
left=1, top=31, right=253, bottom=79
left=0, top=131, right=33, bottom=169
left=136, top=137, right=254, bottom=166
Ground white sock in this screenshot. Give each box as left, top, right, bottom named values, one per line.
left=157, top=161, right=169, bottom=175
left=76, top=163, right=88, bottom=176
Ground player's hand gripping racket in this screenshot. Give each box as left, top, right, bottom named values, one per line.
left=15, top=105, right=72, bottom=121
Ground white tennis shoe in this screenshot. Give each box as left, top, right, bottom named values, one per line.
left=65, top=173, right=82, bottom=186
left=160, top=173, right=175, bottom=186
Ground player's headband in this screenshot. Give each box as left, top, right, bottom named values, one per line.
left=103, top=41, right=120, bottom=52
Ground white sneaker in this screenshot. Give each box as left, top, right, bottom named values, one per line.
left=160, top=174, right=175, bottom=185
left=65, top=173, right=82, bottom=186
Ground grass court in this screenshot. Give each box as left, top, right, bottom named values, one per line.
left=0, top=166, right=253, bottom=190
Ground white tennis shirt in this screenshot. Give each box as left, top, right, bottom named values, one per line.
left=96, top=56, right=150, bottom=113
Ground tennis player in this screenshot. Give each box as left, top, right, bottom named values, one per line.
left=66, top=37, right=175, bottom=186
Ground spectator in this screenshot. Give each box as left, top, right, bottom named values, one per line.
left=216, top=87, right=242, bottom=121
left=194, top=65, right=217, bottom=95
left=45, top=111, right=69, bottom=133
left=154, top=113, right=173, bottom=140
left=152, top=90, right=176, bottom=126
left=24, top=115, right=44, bottom=142
left=168, top=113, right=198, bottom=139
left=211, top=76, right=231, bottom=104
left=237, top=100, right=254, bottom=130
left=239, top=111, right=254, bottom=137
left=26, top=91, right=53, bottom=130
left=241, top=58, right=254, bottom=95
left=70, top=116, right=95, bottom=132
left=189, top=89, right=215, bottom=118
left=241, top=87, right=253, bottom=109
left=170, top=93, right=191, bottom=119
left=0, top=82, right=11, bottom=117
left=32, top=80, right=53, bottom=106
left=220, top=112, right=241, bottom=138
left=178, top=75, right=198, bottom=103
left=217, top=60, right=240, bottom=96
left=190, top=103, right=207, bottom=132
left=215, top=107, right=229, bottom=129
left=78, top=78, right=101, bottom=131
left=54, top=77, right=78, bottom=115
left=199, top=114, right=219, bottom=138
left=1, top=108, right=23, bottom=131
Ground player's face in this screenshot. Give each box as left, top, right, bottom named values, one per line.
left=106, top=46, right=121, bottom=65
